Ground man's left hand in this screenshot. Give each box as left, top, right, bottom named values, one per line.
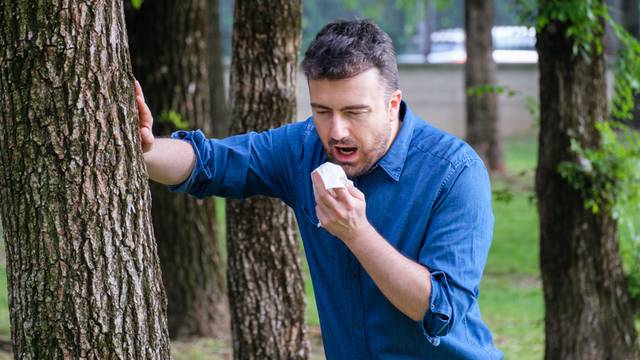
left=311, top=171, right=371, bottom=243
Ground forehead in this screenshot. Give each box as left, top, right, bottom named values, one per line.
left=308, top=68, right=385, bottom=107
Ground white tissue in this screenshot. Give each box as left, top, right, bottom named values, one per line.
left=312, top=162, right=352, bottom=189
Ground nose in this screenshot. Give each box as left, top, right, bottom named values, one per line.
left=328, top=115, right=349, bottom=141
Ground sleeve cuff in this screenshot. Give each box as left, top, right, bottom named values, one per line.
left=421, top=270, right=453, bottom=346
left=167, top=129, right=209, bottom=196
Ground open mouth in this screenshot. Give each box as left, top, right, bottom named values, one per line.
left=333, top=145, right=359, bottom=162
left=336, top=146, right=357, bottom=156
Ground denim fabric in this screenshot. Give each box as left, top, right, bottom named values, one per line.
left=169, top=102, right=503, bottom=359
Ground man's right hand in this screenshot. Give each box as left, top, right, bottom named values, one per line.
left=136, top=80, right=196, bottom=185
left=135, top=80, right=154, bottom=153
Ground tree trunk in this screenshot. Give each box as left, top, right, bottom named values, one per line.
left=536, top=1, right=640, bottom=359
left=465, top=0, right=505, bottom=173
left=424, top=1, right=437, bottom=57
left=0, top=2, right=171, bottom=358
left=126, top=0, right=228, bottom=339
left=208, top=0, right=231, bottom=138
left=227, top=0, right=309, bottom=359
left=622, top=0, right=640, bottom=129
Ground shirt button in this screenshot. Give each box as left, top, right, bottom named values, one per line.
left=431, top=303, right=435, bottom=309
left=354, top=322, right=362, bottom=329
left=351, top=271, right=357, bottom=279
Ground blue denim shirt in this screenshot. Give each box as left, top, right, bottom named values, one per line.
left=169, top=102, right=502, bottom=359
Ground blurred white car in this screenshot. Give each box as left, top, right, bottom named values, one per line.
left=423, top=26, right=538, bottom=64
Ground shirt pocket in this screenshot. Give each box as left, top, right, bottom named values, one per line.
left=298, top=204, right=347, bottom=286
left=300, top=204, right=335, bottom=240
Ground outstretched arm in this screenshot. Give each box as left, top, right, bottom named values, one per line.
left=135, top=80, right=196, bottom=185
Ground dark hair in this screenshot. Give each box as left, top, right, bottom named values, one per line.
left=302, top=19, right=399, bottom=97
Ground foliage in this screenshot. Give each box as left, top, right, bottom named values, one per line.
left=131, top=0, right=143, bottom=10
left=513, top=0, right=539, bottom=27
left=558, top=122, right=640, bottom=298
left=558, top=122, right=640, bottom=218
left=609, top=20, right=640, bottom=122
left=492, top=187, right=514, bottom=204
left=393, top=0, right=451, bottom=35
left=466, top=84, right=521, bottom=98
left=537, top=0, right=607, bottom=61
left=157, top=110, right=189, bottom=130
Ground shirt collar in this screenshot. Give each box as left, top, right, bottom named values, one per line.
left=375, top=100, right=415, bottom=182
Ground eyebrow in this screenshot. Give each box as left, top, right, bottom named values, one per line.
left=310, top=103, right=371, bottom=111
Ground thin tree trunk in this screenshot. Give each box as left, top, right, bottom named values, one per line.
left=536, top=1, right=640, bottom=358
left=227, top=0, right=309, bottom=359
left=424, top=1, right=437, bottom=57
left=465, top=0, right=505, bottom=173
left=208, top=0, right=231, bottom=138
left=126, top=0, right=228, bottom=339
left=0, top=2, right=170, bottom=358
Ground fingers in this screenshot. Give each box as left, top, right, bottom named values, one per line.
left=134, top=79, right=145, bottom=102
left=333, top=187, right=351, bottom=202
left=134, top=79, right=154, bottom=152
left=136, top=95, right=153, bottom=136
left=140, top=127, right=154, bottom=152
left=347, top=182, right=365, bottom=201
left=316, top=202, right=350, bottom=231
left=136, top=92, right=152, bottom=122
left=311, top=171, right=325, bottom=201
left=315, top=203, right=327, bottom=227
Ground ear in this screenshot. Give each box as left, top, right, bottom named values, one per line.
left=388, top=89, right=402, bottom=120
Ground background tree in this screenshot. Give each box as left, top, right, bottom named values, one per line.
left=0, top=1, right=171, bottom=357
left=209, top=0, right=231, bottom=138
left=622, top=0, right=640, bottom=128
left=535, top=1, right=639, bottom=358
left=465, top=0, right=506, bottom=172
left=226, top=0, right=309, bottom=358
left=126, top=0, right=228, bottom=339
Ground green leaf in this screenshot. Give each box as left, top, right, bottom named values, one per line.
left=158, top=110, right=189, bottom=130
left=131, top=0, right=143, bottom=10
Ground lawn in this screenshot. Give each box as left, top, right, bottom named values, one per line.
left=480, top=133, right=543, bottom=359
left=0, top=132, right=637, bottom=359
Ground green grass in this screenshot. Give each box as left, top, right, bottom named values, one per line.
left=487, top=192, right=539, bottom=276
left=502, top=133, right=538, bottom=174
left=171, top=338, right=230, bottom=360
left=479, top=133, right=544, bottom=359
left=0, top=222, right=7, bottom=338
left=0, top=266, right=8, bottom=337
left=303, top=256, right=320, bottom=327
left=479, top=275, right=544, bottom=358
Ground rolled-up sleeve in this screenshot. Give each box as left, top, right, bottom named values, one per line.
left=422, top=271, right=453, bottom=346
left=167, top=125, right=298, bottom=205
left=418, top=158, right=494, bottom=346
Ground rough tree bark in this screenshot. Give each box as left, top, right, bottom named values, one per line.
left=126, top=0, right=228, bottom=339
left=536, top=1, right=640, bottom=359
left=465, top=0, right=505, bottom=172
left=0, top=2, right=171, bottom=358
left=226, top=0, right=309, bottom=359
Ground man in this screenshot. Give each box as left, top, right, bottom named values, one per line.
left=138, top=20, right=502, bottom=359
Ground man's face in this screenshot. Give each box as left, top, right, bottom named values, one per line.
left=309, top=68, right=402, bottom=178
